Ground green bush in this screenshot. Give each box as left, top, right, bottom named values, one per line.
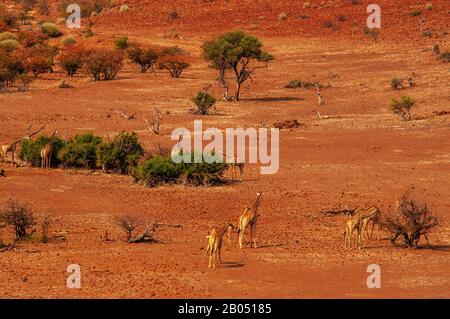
left=180, top=155, right=228, bottom=186
left=131, top=156, right=183, bottom=187
left=60, top=36, right=76, bottom=47
left=409, top=10, right=422, bottom=17
left=58, top=133, right=102, bottom=168
left=97, top=131, right=143, bottom=173
left=0, top=39, right=20, bottom=52
left=40, top=22, right=62, bottom=37
left=391, top=96, right=415, bottom=121
left=0, top=32, right=18, bottom=41
left=192, top=92, right=216, bottom=115
left=114, top=36, right=128, bottom=50
left=132, top=152, right=228, bottom=187
left=19, top=135, right=65, bottom=167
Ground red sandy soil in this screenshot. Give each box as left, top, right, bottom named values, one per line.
left=0, top=1, right=449, bottom=298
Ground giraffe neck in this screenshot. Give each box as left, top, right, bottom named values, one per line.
left=251, top=194, right=263, bottom=213
left=217, top=223, right=231, bottom=237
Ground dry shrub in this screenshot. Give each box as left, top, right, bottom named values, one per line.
left=158, top=50, right=190, bottom=78
left=0, top=198, right=36, bottom=240
left=381, top=186, right=439, bottom=248
left=273, top=119, right=305, bottom=129
left=115, top=214, right=142, bottom=241
left=85, top=49, right=124, bottom=81
left=60, top=46, right=86, bottom=76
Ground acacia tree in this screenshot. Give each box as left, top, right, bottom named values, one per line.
left=203, top=30, right=273, bottom=101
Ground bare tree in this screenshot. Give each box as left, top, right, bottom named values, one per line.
left=381, top=186, right=439, bottom=248
left=144, top=108, right=163, bottom=134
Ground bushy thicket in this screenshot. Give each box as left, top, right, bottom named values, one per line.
left=58, top=133, right=102, bottom=168
left=97, top=131, right=143, bottom=173
left=132, top=153, right=228, bottom=187
left=0, top=198, right=36, bottom=240
left=19, top=135, right=65, bottom=167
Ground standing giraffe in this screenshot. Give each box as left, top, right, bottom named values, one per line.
left=237, top=192, right=264, bottom=249
left=203, top=222, right=234, bottom=269
left=40, top=130, right=58, bottom=169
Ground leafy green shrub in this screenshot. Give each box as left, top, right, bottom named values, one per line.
left=114, top=36, right=128, bottom=50
left=0, top=39, right=20, bottom=52
left=192, top=92, right=216, bottom=115
left=97, top=131, right=143, bottom=173
left=391, top=96, right=416, bottom=121
left=40, top=22, right=62, bottom=37
left=425, top=3, right=433, bottom=10
left=19, top=135, right=65, bottom=167
left=58, top=133, right=102, bottom=168
left=180, top=154, right=228, bottom=186
left=132, top=156, right=183, bottom=187
left=60, top=36, right=76, bottom=47
left=0, top=31, right=18, bottom=41
left=409, top=10, right=421, bottom=17
left=132, top=153, right=228, bottom=187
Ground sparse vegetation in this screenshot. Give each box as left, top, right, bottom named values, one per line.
left=391, top=96, right=415, bottom=121
left=391, top=78, right=403, bottom=90
left=409, top=10, right=422, bottom=17
left=168, top=9, right=179, bottom=20
left=0, top=39, right=19, bottom=52
left=279, top=13, right=287, bottom=21
left=40, top=215, right=53, bottom=243
left=439, top=51, right=450, bottom=62
left=0, top=199, right=36, bottom=240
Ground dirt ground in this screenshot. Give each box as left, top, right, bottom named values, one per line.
left=0, top=0, right=449, bottom=298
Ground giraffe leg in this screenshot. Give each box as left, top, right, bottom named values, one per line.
left=251, top=223, right=257, bottom=248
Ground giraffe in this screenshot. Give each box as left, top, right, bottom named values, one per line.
left=361, top=208, right=382, bottom=241
left=344, top=206, right=380, bottom=250
left=0, top=143, right=16, bottom=164
left=203, top=222, right=234, bottom=269
left=40, top=130, right=58, bottom=169
left=237, top=192, right=264, bottom=249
